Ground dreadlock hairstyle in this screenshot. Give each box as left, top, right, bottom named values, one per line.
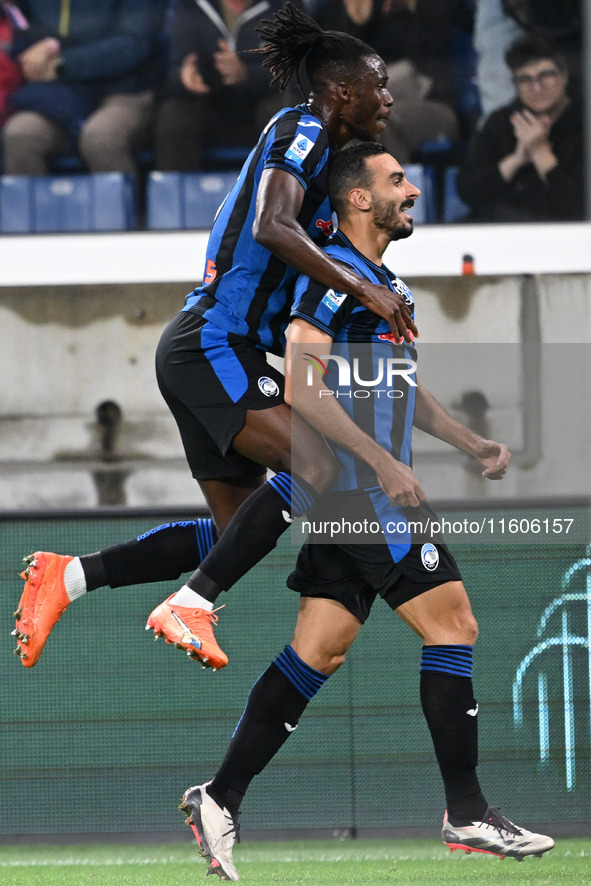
left=254, top=2, right=376, bottom=96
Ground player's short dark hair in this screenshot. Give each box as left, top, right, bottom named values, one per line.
left=505, top=35, right=567, bottom=73
left=328, top=142, right=387, bottom=217
left=255, top=2, right=377, bottom=93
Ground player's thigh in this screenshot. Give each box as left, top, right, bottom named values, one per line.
left=290, top=596, right=363, bottom=675
left=395, top=580, right=478, bottom=646
left=233, top=405, right=338, bottom=492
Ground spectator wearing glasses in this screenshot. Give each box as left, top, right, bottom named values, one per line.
left=457, top=35, right=584, bottom=222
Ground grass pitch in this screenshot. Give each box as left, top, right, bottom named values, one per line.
left=0, top=838, right=589, bottom=886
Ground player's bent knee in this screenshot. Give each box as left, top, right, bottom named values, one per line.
left=294, top=646, right=347, bottom=676
left=462, top=613, right=479, bottom=646
left=442, top=607, right=478, bottom=645
left=319, top=650, right=347, bottom=675
left=296, top=451, right=340, bottom=494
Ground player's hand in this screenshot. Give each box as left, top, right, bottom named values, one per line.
left=473, top=438, right=511, bottom=479
left=358, top=282, right=418, bottom=344
left=375, top=452, right=427, bottom=507
left=214, top=40, right=247, bottom=86
left=180, top=53, right=210, bottom=94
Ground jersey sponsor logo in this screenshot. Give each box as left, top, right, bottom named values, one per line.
left=285, top=134, right=314, bottom=165
left=321, top=288, right=347, bottom=313
left=421, top=542, right=439, bottom=571
left=203, top=258, right=217, bottom=285
left=315, top=217, right=334, bottom=236
left=258, top=376, right=280, bottom=397
left=378, top=332, right=404, bottom=343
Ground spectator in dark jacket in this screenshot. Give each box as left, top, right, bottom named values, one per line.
left=457, top=35, right=584, bottom=222
left=315, top=0, right=459, bottom=163
left=2, top=0, right=167, bottom=175
left=154, top=0, right=297, bottom=171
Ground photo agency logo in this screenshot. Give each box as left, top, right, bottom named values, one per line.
left=302, top=352, right=417, bottom=398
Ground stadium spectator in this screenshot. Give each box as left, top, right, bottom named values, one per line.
left=15, top=4, right=416, bottom=670
left=1, top=0, right=167, bottom=176
left=315, top=0, right=459, bottom=162
left=0, top=3, right=24, bottom=129
left=473, top=0, right=523, bottom=121
left=178, top=142, right=555, bottom=881
left=153, top=0, right=300, bottom=171
left=457, top=35, right=584, bottom=222
left=474, top=0, right=581, bottom=122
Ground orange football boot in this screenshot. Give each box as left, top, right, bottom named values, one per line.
left=145, top=595, right=228, bottom=670
left=14, top=552, right=74, bottom=667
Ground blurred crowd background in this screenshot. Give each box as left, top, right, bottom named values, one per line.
left=0, top=0, right=585, bottom=226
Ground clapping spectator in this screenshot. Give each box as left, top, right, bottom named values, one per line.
left=457, top=36, right=584, bottom=222
left=474, top=0, right=581, bottom=122
left=154, top=0, right=297, bottom=171
left=2, top=0, right=168, bottom=176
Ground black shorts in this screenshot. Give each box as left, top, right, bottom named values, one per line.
left=155, top=310, right=285, bottom=480
left=287, top=539, right=462, bottom=624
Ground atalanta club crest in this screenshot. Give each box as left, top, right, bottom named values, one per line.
left=258, top=376, right=280, bottom=397
left=421, top=543, right=439, bottom=571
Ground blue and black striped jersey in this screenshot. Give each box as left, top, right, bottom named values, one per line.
left=291, top=230, right=417, bottom=492
left=183, top=104, right=333, bottom=356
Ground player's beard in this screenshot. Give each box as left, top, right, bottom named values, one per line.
left=372, top=194, right=414, bottom=240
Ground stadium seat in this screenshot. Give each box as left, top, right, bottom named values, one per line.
left=404, top=164, right=437, bottom=224
left=146, top=170, right=239, bottom=230
left=48, top=149, right=156, bottom=176
left=442, top=166, right=471, bottom=224
left=0, top=172, right=136, bottom=233
left=202, top=145, right=252, bottom=169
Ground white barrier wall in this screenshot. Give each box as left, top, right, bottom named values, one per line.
left=1, top=226, right=590, bottom=510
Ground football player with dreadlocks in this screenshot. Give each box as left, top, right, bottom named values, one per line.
left=15, top=4, right=418, bottom=671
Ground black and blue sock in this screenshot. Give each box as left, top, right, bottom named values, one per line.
left=188, top=472, right=318, bottom=600
left=208, top=645, right=328, bottom=817
left=81, top=518, right=216, bottom=590
left=420, top=644, right=487, bottom=825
